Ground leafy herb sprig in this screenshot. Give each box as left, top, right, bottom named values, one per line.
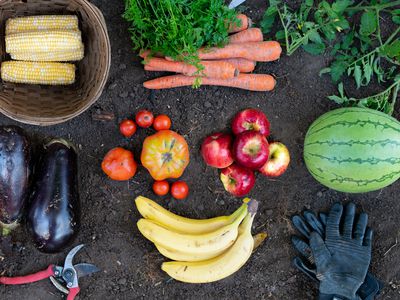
left=123, top=0, right=237, bottom=68
left=262, top=0, right=400, bottom=114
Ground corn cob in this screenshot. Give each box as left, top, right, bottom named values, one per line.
left=10, top=46, right=84, bottom=62
left=6, top=15, right=79, bottom=35
left=1, top=61, right=76, bottom=85
left=6, top=30, right=82, bottom=53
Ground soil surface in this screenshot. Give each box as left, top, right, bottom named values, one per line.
left=1, top=1, right=400, bottom=299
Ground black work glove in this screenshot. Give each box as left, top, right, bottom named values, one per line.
left=291, top=208, right=383, bottom=300
left=291, top=203, right=375, bottom=300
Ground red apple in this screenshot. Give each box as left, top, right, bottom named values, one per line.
left=233, top=131, right=269, bottom=169
left=201, top=133, right=234, bottom=168
left=220, top=164, right=255, bottom=196
left=232, top=109, right=270, bottom=137
left=259, top=142, right=290, bottom=177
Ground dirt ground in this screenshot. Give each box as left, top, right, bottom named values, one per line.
left=1, top=0, right=400, bottom=299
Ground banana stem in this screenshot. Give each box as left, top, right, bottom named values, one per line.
left=247, top=199, right=258, bottom=216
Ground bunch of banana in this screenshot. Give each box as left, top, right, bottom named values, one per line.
left=135, top=195, right=264, bottom=283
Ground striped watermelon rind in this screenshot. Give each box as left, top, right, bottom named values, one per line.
left=304, top=107, right=400, bottom=193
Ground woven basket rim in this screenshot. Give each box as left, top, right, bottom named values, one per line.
left=0, top=0, right=111, bottom=126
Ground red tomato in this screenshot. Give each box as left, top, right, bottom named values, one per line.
left=119, top=119, right=137, bottom=137
left=136, top=110, right=154, bottom=128
left=153, top=115, right=171, bottom=131
left=101, top=147, right=137, bottom=181
left=152, top=180, right=170, bottom=196
left=171, top=181, right=189, bottom=200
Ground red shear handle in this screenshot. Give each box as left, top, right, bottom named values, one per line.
left=0, top=264, right=55, bottom=285
left=67, top=287, right=80, bottom=300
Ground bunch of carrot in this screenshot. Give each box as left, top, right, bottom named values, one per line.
left=142, top=14, right=282, bottom=92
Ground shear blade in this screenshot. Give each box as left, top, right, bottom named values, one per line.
left=74, top=263, right=100, bottom=278
left=229, top=0, right=246, bottom=9
left=64, top=244, right=85, bottom=269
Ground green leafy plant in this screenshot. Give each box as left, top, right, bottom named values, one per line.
left=123, top=0, right=237, bottom=67
left=262, top=0, right=400, bottom=114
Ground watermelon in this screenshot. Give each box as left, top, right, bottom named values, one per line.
left=304, top=107, right=400, bottom=193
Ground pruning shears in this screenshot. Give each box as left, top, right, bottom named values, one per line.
left=0, top=244, right=99, bottom=300
left=228, top=0, right=247, bottom=9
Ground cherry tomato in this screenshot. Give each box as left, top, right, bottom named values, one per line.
left=152, top=180, right=170, bottom=196
left=171, top=181, right=189, bottom=200
left=119, top=119, right=137, bottom=137
left=101, top=147, right=137, bottom=181
left=153, top=115, right=172, bottom=131
left=136, top=110, right=154, bottom=128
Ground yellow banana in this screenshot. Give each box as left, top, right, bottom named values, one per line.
left=155, top=244, right=226, bottom=262
left=135, top=195, right=248, bottom=234
left=161, top=200, right=258, bottom=283
left=137, top=203, right=248, bottom=255
left=252, top=232, right=268, bottom=253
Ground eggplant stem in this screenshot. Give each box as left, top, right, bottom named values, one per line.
left=45, top=138, right=77, bottom=152
left=0, top=219, right=19, bottom=236
left=2, top=227, right=11, bottom=236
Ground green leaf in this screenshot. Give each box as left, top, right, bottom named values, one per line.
left=322, top=26, right=337, bottom=41
left=392, top=16, right=400, bottom=25
left=363, top=63, right=373, bottom=85
left=331, top=43, right=341, bottom=55
left=354, top=65, right=362, bottom=88
left=359, top=10, right=377, bottom=36
left=305, top=0, right=314, bottom=6
left=308, top=30, right=322, bottom=44
left=382, top=40, right=400, bottom=58
left=338, top=82, right=344, bottom=97
left=275, top=30, right=285, bottom=40
left=332, top=0, right=353, bottom=13
left=319, top=67, right=331, bottom=76
left=391, top=9, right=400, bottom=15
left=341, top=32, right=354, bottom=50
left=303, top=22, right=316, bottom=30
left=328, top=95, right=346, bottom=104
left=302, top=43, right=326, bottom=55
left=261, top=6, right=278, bottom=34
left=268, top=0, right=280, bottom=5
left=330, top=61, right=347, bottom=82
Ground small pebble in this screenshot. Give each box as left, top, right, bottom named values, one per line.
left=266, top=209, right=273, bottom=216
left=204, top=101, right=212, bottom=108
left=317, top=191, right=323, bottom=197
left=109, top=83, right=117, bottom=90
left=119, top=64, right=127, bottom=70
left=118, top=278, right=127, bottom=285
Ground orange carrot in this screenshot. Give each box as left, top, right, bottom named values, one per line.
left=229, top=28, right=263, bottom=44
left=143, top=74, right=276, bottom=91
left=198, top=41, right=282, bottom=62
left=145, top=58, right=238, bottom=79
left=228, top=14, right=251, bottom=33
left=144, top=65, right=160, bottom=71
left=209, top=58, right=256, bottom=73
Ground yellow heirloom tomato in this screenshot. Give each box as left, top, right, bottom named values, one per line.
left=141, top=130, right=189, bottom=180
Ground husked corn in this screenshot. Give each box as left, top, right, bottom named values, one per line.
left=1, top=61, right=76, bottom=85
left=10, top=46, right=84, bottom=62
left=6, top=30, right=82, bottom=53
left=6, top=15, right=79, bottom=35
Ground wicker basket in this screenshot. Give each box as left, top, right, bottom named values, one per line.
left=0, top=0, right=111, bottom=126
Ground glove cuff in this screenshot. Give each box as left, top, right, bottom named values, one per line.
left=319, top=293, right=360, bottom=300
left=319, top=275, right=361, bottom=299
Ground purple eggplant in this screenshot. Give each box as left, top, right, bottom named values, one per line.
left=0, top=126, right=32, bottom=234
left=27, top=139, right=80, bottom=253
